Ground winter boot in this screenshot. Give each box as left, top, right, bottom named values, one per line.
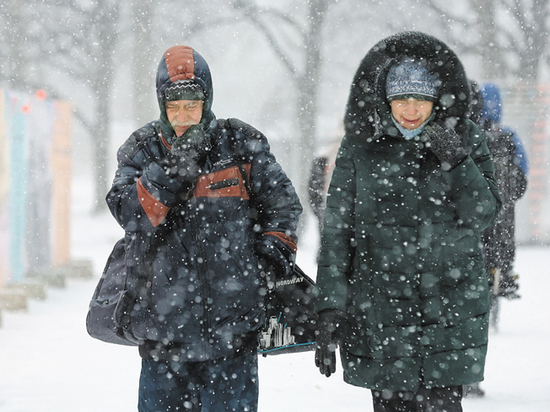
left=463, top=383, right=485, bottom=398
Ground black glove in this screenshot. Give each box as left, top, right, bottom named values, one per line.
left=315, top=310, right=347, bottom=378
left=171, top=124, right=211, bottom=160
left=423, top=123, right=467, bottom=171
left=160, top=150, right=202, bottom=187
left=160, top=124, right=210, bottom=188
left=255, top=234, right=295, bottom=279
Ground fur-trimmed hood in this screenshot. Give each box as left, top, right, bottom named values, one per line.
left=344, top=31, right=471, bottom=141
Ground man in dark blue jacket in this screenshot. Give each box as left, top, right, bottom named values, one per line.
left=106, top=45, right=302, bottom=412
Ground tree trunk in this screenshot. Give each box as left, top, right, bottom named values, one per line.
left=92, top=70, right=112, bottom=213
left=92, top=0, right=119, bottom=212
left=471, top=0, right=506, bottom=80
left=294, top=0, right=329, bottom=207
left=3, top=1, right=28, bottom=89
left=132, top=0, right=156, bottom=128
left=517, top=0, right=549, bottom=86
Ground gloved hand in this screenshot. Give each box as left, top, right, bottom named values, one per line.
left=315, top=310, right=347, bottom=378
left=160, top=150, right=202, bottom=187
left=160, top=124, right=211, bottom=188
left=423, top=123, right=467, bottom=171
left=255, top=234, right=295, bottom=279
left=171, top=124, right=212, bottom=160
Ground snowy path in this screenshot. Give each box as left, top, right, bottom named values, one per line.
left=0, top=180, right=549, bottom=411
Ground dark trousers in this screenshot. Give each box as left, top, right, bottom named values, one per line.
left=138, top=348, right=258, bottom=412
left=372, top=385, right=463, bottom=412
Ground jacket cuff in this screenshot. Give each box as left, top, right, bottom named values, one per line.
left=136, top=178, right=170, bottom=227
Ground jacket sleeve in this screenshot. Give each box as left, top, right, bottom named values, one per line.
left=235, top=121, right=302, bottom=252
left=444, top=121, right=502, bottom=231
left=105, top=131, right=185, bottom=233
left=315, top=136, right=356, bottom=314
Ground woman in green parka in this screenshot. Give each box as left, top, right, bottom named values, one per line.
left=314, top=32, right=501, bottom=412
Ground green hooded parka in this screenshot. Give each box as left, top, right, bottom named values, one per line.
left=315, top=32, right=501, bottom=392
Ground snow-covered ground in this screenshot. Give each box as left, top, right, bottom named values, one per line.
left=0, top=176, right=549, bottom=411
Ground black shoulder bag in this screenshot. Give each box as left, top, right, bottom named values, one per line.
left=86, top=238, right=142, bottom=346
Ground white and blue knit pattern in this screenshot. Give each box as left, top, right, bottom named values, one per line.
left=386, top=57, right=438, bottom=101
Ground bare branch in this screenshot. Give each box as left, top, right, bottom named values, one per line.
left=232, top=1, right=298, bottom=78
left=422, top=0, right=472, bottom=26
left=258, top=8, right=305, bottom=37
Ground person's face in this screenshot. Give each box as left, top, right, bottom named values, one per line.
left=390, top=98, right=434, bottom=130
left=165, top=100, right=203, bottom=137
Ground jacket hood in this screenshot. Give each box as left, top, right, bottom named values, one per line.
left=481, top=83, right=502, bottom=124
left=344, top=31, right=471, bottom=141
left=156, top=46, right=215, bottom=142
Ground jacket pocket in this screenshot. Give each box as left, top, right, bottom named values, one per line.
left=441, top=233, right=483, bottom=286
left=193, top=165, right=250, bottom=199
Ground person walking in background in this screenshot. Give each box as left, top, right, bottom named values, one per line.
left=106, top=45, right=302, bottom=412
left=479, top=82, right=528, bottom=302
left=313, top=31, right=501, bottom=412
left=461, top=82, right=528, bottom=399
left=308, top=135, right=342, bottom=236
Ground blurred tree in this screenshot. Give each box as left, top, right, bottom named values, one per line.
left=423, top=0, right=550, bottom=85
left=2, top=0, right=548, bottom=216
left=131, top=0, right=156, bottom=126
left=0, top=0, right=121, bottom=212
left=0, top=1, right=34, bottom=91
left=230, top=0, right=334, bottom=206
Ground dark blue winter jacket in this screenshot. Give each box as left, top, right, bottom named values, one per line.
left=106, top=46, right=302, bottom=361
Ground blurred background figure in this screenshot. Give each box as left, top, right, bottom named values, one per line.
left=308, top=132, right=343, bottom=237
left=464, top=81, right=529, bottom=398
left=479, top=83, right=528, bottom=311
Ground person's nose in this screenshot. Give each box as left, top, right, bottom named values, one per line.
left=175, top=106, right=189, bottom=122
left=404, top=101, right=417, bottom=115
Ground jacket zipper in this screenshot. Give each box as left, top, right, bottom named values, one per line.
left=190, top=200, right=212, bottom=357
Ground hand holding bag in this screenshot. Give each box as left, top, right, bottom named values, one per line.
left=257, top=265, right=318, bottom=356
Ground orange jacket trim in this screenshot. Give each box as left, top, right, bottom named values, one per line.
left=137, top=177, right=170, bottom=227
left=263, top=231, right=297, bottom=254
